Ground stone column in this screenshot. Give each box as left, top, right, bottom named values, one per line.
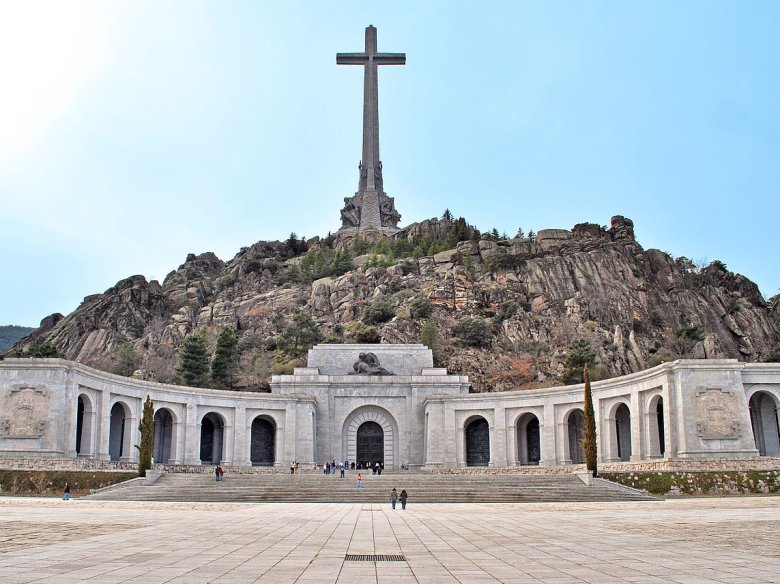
left=491, top=406, right=507, bottom=467
left=97, top=391, right=111, bottom=461
left=183, top=402, right=200, bottom=465
left=630, top=393, right=642, bottom=461
left=233, top=405, right=247, bottom=466
left=541, top=402, right=557, bottom=466
left=171, top=419, right=184, bottom=464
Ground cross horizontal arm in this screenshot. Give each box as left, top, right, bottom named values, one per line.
left=374, top=53, right=406, bottom=65
left=337, top=53, right=369, bottom=65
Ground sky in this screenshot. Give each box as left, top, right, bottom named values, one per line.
left=1, top=1, right=778, bottom=327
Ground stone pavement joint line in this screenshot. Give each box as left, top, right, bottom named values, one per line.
left=0, top=497, right=779, bottom=583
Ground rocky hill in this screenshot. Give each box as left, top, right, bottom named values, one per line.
left=8, top=215, right=780, bottom=391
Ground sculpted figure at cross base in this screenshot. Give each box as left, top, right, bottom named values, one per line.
left=348, top=352, right=395, bottom=376
left=340, top=199, right=361, bottom=228
left=380, top=196, right=401, bottom=227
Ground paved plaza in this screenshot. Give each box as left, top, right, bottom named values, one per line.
left=0, top=496, right=779, bottom=583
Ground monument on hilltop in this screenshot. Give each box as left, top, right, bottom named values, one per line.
left=337, top=25, right=404, bottom=234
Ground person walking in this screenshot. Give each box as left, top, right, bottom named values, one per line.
left=339, top=463, right=345, bottom=478
left=357, top=473, right=363, bottom=488
left=290, top=460, right=295, bottom=475
left=62, top=482, right=70, bottom=500
left=391, top=488, right=398, bottom=510
left=399, top=489, right=408, bottom=510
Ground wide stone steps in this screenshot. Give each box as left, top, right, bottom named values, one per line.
left=87, top=471, right=656, bottom=503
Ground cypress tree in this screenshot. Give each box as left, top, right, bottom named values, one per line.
left=176, top=331, right=209, bottom=387
left=211, top=327, right=239, bottom=389
left=582, top=363, right=598, bottom=476
left=137, top=395, right=155, bottom=477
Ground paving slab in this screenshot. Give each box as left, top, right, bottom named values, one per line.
left=0, top=497, right=779, bottom=583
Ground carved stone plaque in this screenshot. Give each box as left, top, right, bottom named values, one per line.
left=695, top=387, right=739, bottom=440
left=0, top=386, right=49, bottom=438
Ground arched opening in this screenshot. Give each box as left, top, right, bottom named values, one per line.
left=76, top=394, right=96, bottom=458
left=567, top=409, right=585, bottom=464
left=647, top=395, right=665, bottom=457
left=465, top=417, right=490, bottom=467
left=251, top=416, right=276, bottom=466
left=153, top=408, right=175, bottom=464
left=516, top=413, right=540, bottom=465
left=615, top=403, right=632, bottom=462
left=356, top=421, right=384, bottom=468
left=109, top=402, right=130, bottom=461
left=200, top=413, right=224, bottom=464
left=749, top=392, right=780, bottom=456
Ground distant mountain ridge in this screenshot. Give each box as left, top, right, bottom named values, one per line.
left=0, top=325, right=35, bottom=353
left=8, top=215, right=780, bottom=390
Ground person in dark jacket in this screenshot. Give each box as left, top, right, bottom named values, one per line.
left=399, top=489, right=408, bottom=510
left=62, top=482, right=70, bottom=500
left=391, top=488, right=398, bottom=509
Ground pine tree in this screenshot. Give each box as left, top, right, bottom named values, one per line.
left=137, top=395, right=155, bottom=477
left=278, top=313, right=322, bottom=357
left=582, top=363, right=598, bottom=476
left=113, top=341, right=141, bottom=377
left=176, top=331, right=210, bottom=387
left=211, top=327, right=239, bottom=389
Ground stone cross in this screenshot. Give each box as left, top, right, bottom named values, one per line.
left=337, top=25, right=404, bottom=231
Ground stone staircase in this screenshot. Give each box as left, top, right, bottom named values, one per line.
left=87, top=470, right=656, bottom=503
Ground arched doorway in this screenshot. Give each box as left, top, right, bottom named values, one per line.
left=153, top=408, right=174, bottom=464
left=356, top=421, right=384, bottom=468
left=109, top=402, right=130, bottom=461
left=615, top=403, right=632, bottom=462
left=344, top=407, right=397, bottom=469
left=251, top=416, right=276, bottom=466
left=200, top=413, right=224, bottom=464
left=567, top=409, right=585, bottom=464
left=647, top=395, right=665, bottom=457
left=75, top=394, right=95, bottom=457
left=466, top=417, right=490, bottom=466
left=516, top=413, right=540, bottom=465
left=749, top=392, right=780, bottom=456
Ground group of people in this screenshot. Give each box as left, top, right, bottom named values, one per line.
left=390, top=488, right=408, bottom=509
left=322, top=459, right=348, bottom=477
left=214, top=466, right=224, bottom=481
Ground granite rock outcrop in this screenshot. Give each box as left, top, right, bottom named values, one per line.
left=9, top=215, right=780, bottom=391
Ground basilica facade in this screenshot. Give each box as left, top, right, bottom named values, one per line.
left=1, top=344, right=779, bottom=470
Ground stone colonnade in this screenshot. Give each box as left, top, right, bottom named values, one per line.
left=0, top=355, right=779, bottom=470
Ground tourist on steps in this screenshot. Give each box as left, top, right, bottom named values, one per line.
left=391, top=488, right=398, bottom=509
left=62, top=482, right=70, bottom=500
left=400, top=489, right=408, bottom=509
left=357, top=473, right=363, bottom=488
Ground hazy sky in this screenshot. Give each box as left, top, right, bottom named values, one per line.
left=1, top=1, right=778, bottom=327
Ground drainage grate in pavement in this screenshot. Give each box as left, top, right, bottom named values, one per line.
left=345, top=554, right=406, bottom=562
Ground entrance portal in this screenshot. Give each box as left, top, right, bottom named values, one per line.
left=356, top=421, right=384, bottom=467
left=251, top=416, right=276, bottom=466
left=466, top=417, right=490, bottom=466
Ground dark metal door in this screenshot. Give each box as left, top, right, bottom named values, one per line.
left=251, top=418, right=275, bottom=466
left=357, top=422, right=384, bottom=466
left=466, top=418, right=490, bottom=466
left=526, top=418, right=540, bottom=465
left=200, top=418, right=215, bottom=463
